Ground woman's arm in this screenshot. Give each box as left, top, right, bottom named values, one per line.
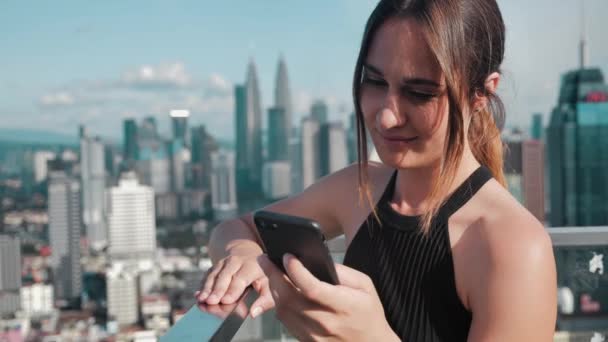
left=200, top=163, right=371, bottom=314
left=466, top=215, right=557, bottom=342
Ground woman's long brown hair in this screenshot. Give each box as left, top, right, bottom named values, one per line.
left=353, top=0, right=507, bottom=234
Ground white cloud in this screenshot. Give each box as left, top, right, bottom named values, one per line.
left=122, top=62, right=191, bottom=88
left=39, top=91, right=75, bottom=107
left=206, top=73, right=232, bottom=96
left=33, top=64, right=238, bottom=139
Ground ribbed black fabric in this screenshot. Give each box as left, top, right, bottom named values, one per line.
left=343, top=166, right=493, bottom=341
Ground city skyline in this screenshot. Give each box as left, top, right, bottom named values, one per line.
left=1, top=1, right=608, bottom=142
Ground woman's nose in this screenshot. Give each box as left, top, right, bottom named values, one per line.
left=375, top=91, right=405, bottom=131
left=376, top=105, right=405, bottom=132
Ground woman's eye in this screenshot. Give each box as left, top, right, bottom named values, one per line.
left=405, top=90, right=436, bottom=101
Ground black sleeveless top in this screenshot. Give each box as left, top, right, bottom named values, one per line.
left=343, top=166, right=493, bottom=341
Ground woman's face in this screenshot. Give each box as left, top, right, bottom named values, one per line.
left=360, top=17, right=450, bottom=170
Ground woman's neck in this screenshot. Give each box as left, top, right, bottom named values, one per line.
left=391, top=148, right=481, bottom=216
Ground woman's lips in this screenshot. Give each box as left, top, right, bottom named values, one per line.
left=380, top=135, right=418, bottom=149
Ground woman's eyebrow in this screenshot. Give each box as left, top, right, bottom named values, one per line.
left=363, top=63, right=441, bottom=88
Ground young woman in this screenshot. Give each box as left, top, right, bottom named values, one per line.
left=197, top=0, right=557, bottom=340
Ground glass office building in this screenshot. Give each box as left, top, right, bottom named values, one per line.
left=548, top=68, right=608, bottom=227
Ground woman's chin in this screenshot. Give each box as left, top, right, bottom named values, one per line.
left=376, top=150, right=432, bottom=170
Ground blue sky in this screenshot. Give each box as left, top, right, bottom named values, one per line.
left=1, top=0, right=607, bottom=142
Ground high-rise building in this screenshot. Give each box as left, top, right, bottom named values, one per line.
left=0, top=234, right=21, bottom=316
left=123, top=119, right=138, bottom=161
left=104, top=144, right=121, bottom=179
left=301, top=117, right=320, bottom=189
left=48, top=159, right=82, bottom=304
left=170, top=110, right=190, bottom=148
left=319, top=122, right=348, bottom=177
left=20, top=284, right=54, bottom=317
left=107, top=172, right=156, bottom=262
left=235, top=60, right=264, bottom=196
left=107, top=264, right=139, bottom=326
left=267, top=107, right=289, bottom=161
left=168, top=140, right=187, bottom=192
left=136, top=158, right=171, bottom=195
left=262, top=161, right=291, bottom=200
left=531, top=113, right=543, bottom=140
left=289, top=136, right=302, bottom=194
left=548, top=68, right=608, bottom=226
left=211, top=151, right=237, bottom=220
left=348, top=112, right=358, bottom=164
left=503, top=132, right=524, bottom=203
left=274, top=55, right=293, bottom=143
left=191, top=125, right=218, bottom=190
left=140, top=116, right=159, bottom=140
left=33, top=151, right=56, bottom=183
left=311, top=100, right=329, bottom=125
left=155, top=193, right=179, bottom=221
left=80, top=127, right=107, bottom=247
left=522, top=140, right=545, bottom=223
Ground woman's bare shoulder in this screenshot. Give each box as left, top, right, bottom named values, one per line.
left=459, top=180, right=556, bottom=338
left=458, top=179, right=554, bottom=290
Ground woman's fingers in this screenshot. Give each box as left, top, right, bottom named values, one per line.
left=249, top=278, right=275, bottom=318
left=197, top=260, right=225, bottom=302
left=205, top=257, right=243, bottom=304
left=221, top=263, right=261, bottom=304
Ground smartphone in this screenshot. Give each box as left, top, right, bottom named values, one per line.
left=253, top=210, right=339, bottom=285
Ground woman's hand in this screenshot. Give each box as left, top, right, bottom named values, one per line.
left=196, top=251, right=275, bottom=318
left=258, top=253, right=400, bottom=341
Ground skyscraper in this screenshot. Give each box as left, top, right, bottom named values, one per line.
left=548, top=68, right=608, bottom=226
left=80, top=127, right=107, bottom=247
left=33, top=151, right=56, bottom=183
left=48, top=159, right=82, bottom=304
left=123, top=119, right=138, bottom=161
left=107, top=264, right=139, bottom=326
left=190, top=125, right=218, bottom=190
left=0, top=234, right=21, bottom=316
left=211, top=150, right=237, bottom=221
left=311, top=100, right=329, bottom=125
left=136, top=158, right=171, bottom=194
left=140, top=116, right=159, bottom=140
left=531, top=113, right=543, bottom=140
left=170, top=110, right=190, bottom=148
left=274, top=55, right=293, bottom=143
left=301, top=117, right=320, bottom=189
left=262, top=161, right=291, bottom=200
left=267, top=107, right=289, bottom=161
left=289, top=135, right=302, bottom=194
left=106, top=172, right=156, bottom=262
left=319, top=122, right=348, bottom=177
left=503, top=131, right=524, bottom=203
left=167, top=140, right=187, bottom=192
left=235, top=60, right=264, bottom=196
left=522, top=140, right=545, bottom=223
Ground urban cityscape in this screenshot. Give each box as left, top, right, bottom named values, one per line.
left=1, top=1, right=607, bottom=341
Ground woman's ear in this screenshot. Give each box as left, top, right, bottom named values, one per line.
left=484, top=72, right=500, bottom=94
left=472, top=72, right=501, bottom=111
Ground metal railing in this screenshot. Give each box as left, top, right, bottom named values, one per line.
left=162, top=227, right=608, bottom=342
